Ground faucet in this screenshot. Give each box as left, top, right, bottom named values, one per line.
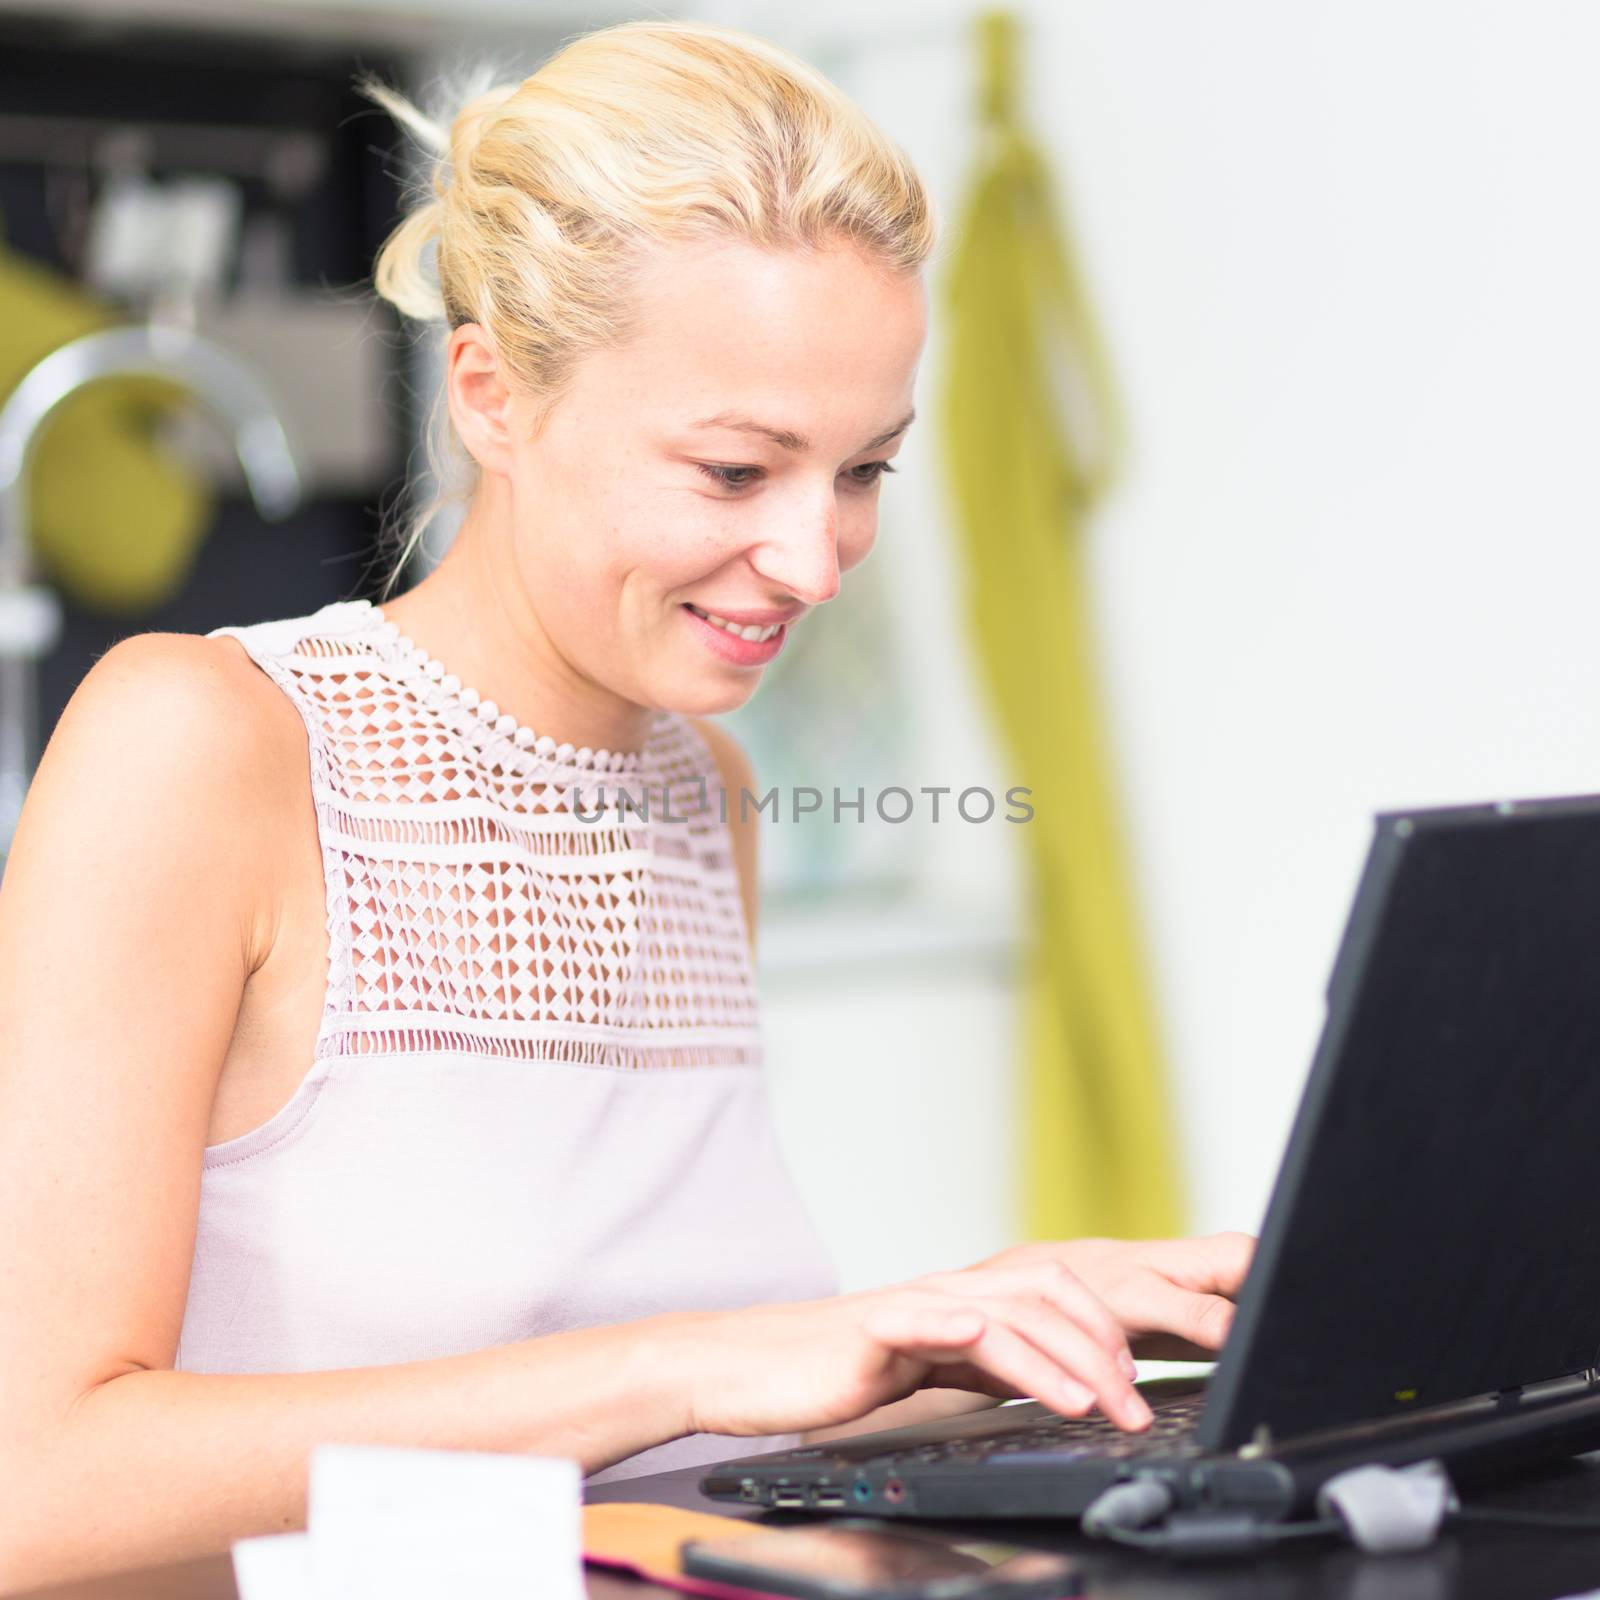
left=0, top=319, right=303, bottom=870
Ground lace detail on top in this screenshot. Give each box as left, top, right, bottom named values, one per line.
left=213, top=600, right=760, bottom=1071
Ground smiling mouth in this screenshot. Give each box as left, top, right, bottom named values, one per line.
left=684, top=603, right=784, bottom=642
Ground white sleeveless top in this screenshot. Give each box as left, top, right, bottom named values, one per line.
left=175, top=599, right=838, bottom=1482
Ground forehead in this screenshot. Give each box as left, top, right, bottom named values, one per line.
left=577, top=237, right=926, bottom=432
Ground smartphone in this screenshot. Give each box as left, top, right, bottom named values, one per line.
left=679, top=1520, right=1083, bottom=1600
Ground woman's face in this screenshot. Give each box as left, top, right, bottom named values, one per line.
left=477, top=236, right=927, bottom=717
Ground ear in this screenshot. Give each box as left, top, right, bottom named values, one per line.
left=445, top=323, right=520, bottom=477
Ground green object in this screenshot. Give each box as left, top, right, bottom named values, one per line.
left=0, top=239, right=213, bottom=613
left=939, top=10, right=1185, bottom=1238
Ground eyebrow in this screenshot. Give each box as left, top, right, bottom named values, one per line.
left=689, top=408, right=916, bottom=455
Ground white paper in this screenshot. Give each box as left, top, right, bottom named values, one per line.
left=231, top=1532, right=316, bottom=1600
left=230, top=1445, right=582, bottom=1600
left=311, top=1444, right=582, bottom=1600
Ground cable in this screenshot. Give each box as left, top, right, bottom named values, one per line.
left=1079, top=1476, right=1174, bottom=1536
left=1082, top=1457, right=1458, bottom=1559
left=1090, top=1512, right=1346, bottom=1558
left=1084, top=1454, right=1600, bottom=1561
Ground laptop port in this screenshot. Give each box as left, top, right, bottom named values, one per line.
left=852, top=1480, right=873, bottom=1503
left=772, top=1489, right=807, bottom=1509
left=738, top=1481, right=759, bottom=1502
left=813, top=1487, right=846, bottom=1508
left=884, top=1478, right=907, bottom=1505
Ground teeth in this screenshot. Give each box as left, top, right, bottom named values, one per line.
left=688, top=604, right=782, bottom=642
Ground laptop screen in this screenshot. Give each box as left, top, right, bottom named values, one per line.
left=1200, top=795, right=1600, bottom=1452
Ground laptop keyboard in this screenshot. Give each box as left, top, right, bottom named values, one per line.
left=887, top=1390, right=1208, bottom=1467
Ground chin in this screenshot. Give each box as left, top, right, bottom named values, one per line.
left=656, top=670, right=764, bottom=719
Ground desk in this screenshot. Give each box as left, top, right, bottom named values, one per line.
left=22, top=1449, right=1600, bottom=1599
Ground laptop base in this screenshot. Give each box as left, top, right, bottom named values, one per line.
left=701, top=1377, right=1600, bottom=1523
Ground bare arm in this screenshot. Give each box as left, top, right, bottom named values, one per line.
left=29, top=1323, right=697, bottom=1586
left=0, top=638, right=698, bottom=1592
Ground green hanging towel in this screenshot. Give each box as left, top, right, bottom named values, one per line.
left=939, top=9, right=1185, bottom=1239
left=0, top=237, right=214, bottom=613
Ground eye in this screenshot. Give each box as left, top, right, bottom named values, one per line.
left=694, top=460, right=899, bottom=493
left=697, top=463, right=763, bottom=490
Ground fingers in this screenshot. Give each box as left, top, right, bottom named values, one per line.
left=1135, top=1231, right=1256, bottom=1297
left=969, top=1294, right=1151, bottom=1429
left=929, top=1234, right=1256, bottom=1375
left=866, top=1304, right=1098, bottom=1417
left=861, top=1302, right=989, bottom=1355
left=922, top=1262, right=1132, bottom=1374
left=870, top=1270, right=1151, bottom=1431
left=985, top=1264, right=1134, bottom=1371
left=965, top=1320, right=1108, bottom=1420
left=1119, top=1272, right=1237, bottom=1353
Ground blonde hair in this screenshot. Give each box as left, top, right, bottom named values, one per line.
left=357, top=19, right=938, bottom=596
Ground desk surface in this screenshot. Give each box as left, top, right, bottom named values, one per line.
left=23, top=1449, right=1600, bottom=1599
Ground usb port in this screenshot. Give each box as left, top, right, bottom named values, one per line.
left=772, top=1489, right=806, bottom=1509
left=813, top=1488, right=846, bottom=1508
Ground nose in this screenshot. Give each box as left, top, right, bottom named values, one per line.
left=747, top=499, right=842, bottom=608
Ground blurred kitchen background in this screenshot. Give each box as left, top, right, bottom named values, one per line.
left=4, top=0, right=1599, bottom=1293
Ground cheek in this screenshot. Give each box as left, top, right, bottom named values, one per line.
left=514, top=452, right=711, bottom=606
left=620, top=500, right=755, bottom=599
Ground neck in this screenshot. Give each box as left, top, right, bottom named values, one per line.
left=377, top=494, right=656, bottom=760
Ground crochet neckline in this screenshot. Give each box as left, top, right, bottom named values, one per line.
left=341, top=599, right=649, bottom=776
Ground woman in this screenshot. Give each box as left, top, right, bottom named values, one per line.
left=0, top=19, right=1252, bottom=1590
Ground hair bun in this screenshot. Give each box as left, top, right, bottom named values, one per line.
left=448, top=82, right=522, bottom=178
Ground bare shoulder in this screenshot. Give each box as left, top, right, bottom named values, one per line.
left=51, top=628, right=295, bottom=752
left=7, top=630, right=305, bottom=963
left=687, top=716, right=761, bottom=952
left=46, top=629, right=303, bottom=812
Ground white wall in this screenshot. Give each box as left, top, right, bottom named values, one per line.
left=1018, top=0, right=1600, bottom=1234
left=415, top=0, right=1600, bottom=1284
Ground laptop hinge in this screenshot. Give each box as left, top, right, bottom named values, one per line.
left=1237, top=1423, right=1273, bottom=1460
left=1232, top=1369, right=1600, bottom=1459
left=1494, top=1368, right=1600, bottom=1409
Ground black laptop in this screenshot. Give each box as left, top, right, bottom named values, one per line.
left=703, top=792, right=1600, bottom=1521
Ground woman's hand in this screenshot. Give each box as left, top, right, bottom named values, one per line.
left=968, top=1232, right=1257, bottom=1362
left=676, top=1257, right=1154, bottom=1443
